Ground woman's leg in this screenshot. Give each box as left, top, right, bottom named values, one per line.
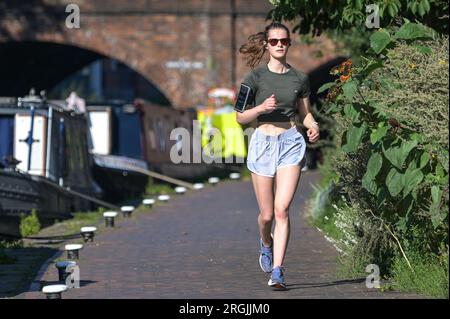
left=273, top=164, right=301, bottom=267
left=250, top=172, right=274, bottom=247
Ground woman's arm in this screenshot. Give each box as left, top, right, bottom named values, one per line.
left=235, top=104, right=263, bottom=125
left=298, top=96, right=318, bottom=129
left=298, top=96, right=320, bottom=143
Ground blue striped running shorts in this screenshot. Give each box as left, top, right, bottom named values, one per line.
left=246, top=126, right=306, bottom=177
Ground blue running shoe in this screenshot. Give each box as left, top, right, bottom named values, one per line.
left=259, top=238, right=273, bottom=273
left=268, top=266, right=287, bottom=290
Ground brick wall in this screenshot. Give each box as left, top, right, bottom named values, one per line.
left=0, top=0, right=337, bottom=107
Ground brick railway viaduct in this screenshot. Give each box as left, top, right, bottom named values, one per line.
left=0, top=0, right=342, bottom=108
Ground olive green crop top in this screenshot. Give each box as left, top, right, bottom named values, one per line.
left=241, top=63, right=311, bottom=122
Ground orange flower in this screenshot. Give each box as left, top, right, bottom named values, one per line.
left=340, top=74, right=350, bottom=82
left=340, top=59, right=352, bottom=70
left=334, top=59, right=353, bottom=76
left=330, top=59, right=353, bottom=81
left=340, top=68, right=352, bottom=80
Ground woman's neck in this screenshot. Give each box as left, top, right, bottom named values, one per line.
left=267, top=58, right=290, bottom=73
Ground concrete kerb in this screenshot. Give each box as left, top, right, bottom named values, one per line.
left=28, top=249, right=64, bottom=295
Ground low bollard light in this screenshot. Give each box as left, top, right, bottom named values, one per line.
left=80, top=226, right=97, bottom=242
left=65, top=244, right=83, bottom=260
left=157, top=194, right=170, bottom=202
left=208, top=177, right=220, bottom=185
left=103, top=211, right=118, bottom=227
left=175, top=186, right=186, bottom=194
left=120, top=206, right=135, bottom=218
left=142, top=198, right=155, bottom=207
left=193, top=183, right=204, bottom=190
left=42, top=284, right=68, bottom=299
left=55, top=261, right=77, bottom=281
left=229, top=172, right=241, bottom=180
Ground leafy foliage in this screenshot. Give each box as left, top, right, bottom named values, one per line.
left=323, top=28, right=448, bottom=254
left=19, top=209, right=41, bottom=238
left=271, top=0, right=449, bottom=297
left=267, top=0, right=449, bottom=35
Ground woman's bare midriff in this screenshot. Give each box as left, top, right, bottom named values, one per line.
left=256, top=115, right=298, bottom=136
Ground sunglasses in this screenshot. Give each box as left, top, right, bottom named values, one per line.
left=267, top=38, right=291, bottom=46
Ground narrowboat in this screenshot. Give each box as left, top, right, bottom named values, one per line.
left=0, top=91, right=101, bottom=237
left=135, top=100, right=239, bottom=181
left=86, top=101, right=149, bottom=203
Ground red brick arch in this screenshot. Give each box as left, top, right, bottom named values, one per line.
left=0, top=0, right=338, bottom=108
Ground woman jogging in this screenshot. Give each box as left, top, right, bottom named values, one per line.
left=235, top=21, right=320, bottom=290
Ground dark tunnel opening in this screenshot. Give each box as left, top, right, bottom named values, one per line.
left=0, top=41, right=171, bottom=105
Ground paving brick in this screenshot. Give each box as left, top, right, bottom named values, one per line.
left=22, top=171, right=421, bottom=299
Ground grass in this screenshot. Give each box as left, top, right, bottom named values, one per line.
left=145, top=178, right=176, bottom=195
left=312, top=197, right=450, bottom=298
left=0, top=240, right=23, bottom=249
left=388, top=250, right=449, bottom=299
left=63, top=209, right=106, bottom=236
left=308, top=200, right=343, bottom=242
left=305, top=147, right=341, bottom=233
left=307, top=155, right=449, bottom=298
left=307, top=195, right=370, bottom=280
left=335, top=250, right=373, bottom=280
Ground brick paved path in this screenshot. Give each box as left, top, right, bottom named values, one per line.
left=22, top=171, right=419, bottom=299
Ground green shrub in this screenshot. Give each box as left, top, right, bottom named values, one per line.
left=390, top=248, right=449, bottom=298
left=19, top=209, right=41, bottom=238
left=313, top=30, right=448, bottom=296
left=271, top=0, right=449, bottom=299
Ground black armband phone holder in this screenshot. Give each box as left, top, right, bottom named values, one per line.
left=234, top=83, right=254, bottom=113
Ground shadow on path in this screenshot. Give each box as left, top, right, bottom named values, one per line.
left=285, top=278, right=366, bottom=290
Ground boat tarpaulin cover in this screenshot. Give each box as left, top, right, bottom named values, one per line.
left=0, top=116, right=14, bottom=167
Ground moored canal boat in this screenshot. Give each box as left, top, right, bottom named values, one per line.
left=0, top=91, right=101, bottom=237
left=135, top=100, right=235, bottom=181
left=86, top=101, right=150, bottom=203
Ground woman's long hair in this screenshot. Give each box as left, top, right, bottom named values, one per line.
left=239, top=21, right=290, bottom=69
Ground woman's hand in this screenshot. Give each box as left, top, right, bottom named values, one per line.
left=307, top=126, right=320, bottom=143
left=257, top=94, right=277, bottom=114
